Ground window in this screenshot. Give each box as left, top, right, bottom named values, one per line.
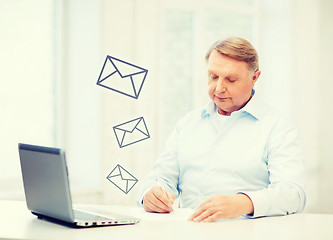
left=0, top=0, right=102, bottom=201
left=0, top=0, right=54, bottom=198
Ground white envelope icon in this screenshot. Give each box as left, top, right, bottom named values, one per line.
left=96, top=55, right=148, bottom=99
left=106, top=164, right=138, bottom=194
left=113, top=117, right=150, bottom=148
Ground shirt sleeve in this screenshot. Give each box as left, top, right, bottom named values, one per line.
left=136, top=125, right=181, bottom=207
left=240, top=117, right=306, bottom=218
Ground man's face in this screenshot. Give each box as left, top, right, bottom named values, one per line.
left=207, top=49, right=260, bottom=116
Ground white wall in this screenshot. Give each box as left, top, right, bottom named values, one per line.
left=289, top=0, right=333, bottom=213
left=312, top=0, right=333, bottom=213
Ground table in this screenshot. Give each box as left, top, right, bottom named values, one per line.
left=0, top=200, right=332, bottom=240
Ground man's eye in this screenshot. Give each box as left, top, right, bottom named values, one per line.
left=209, top=74, right=218, bottom=79
left=227, top=78, right=236, bottom=83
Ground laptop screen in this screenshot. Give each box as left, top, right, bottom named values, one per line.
left=18, top=143, right=75, bottom=223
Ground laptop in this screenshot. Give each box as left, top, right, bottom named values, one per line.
left=18, top=143, right=140, bottom=227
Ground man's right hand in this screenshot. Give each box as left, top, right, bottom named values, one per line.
left=143, top=185, right=175, bottom=213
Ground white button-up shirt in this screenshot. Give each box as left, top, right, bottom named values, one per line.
left=137, top=95, right=306, bottom=218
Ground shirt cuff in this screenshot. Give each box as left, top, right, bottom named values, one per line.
left=238, top=189, right=270, bottom=218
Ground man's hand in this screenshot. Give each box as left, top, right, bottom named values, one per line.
left=189, top=194, right=254, bottom=222
left=143, top=186, right=175, bottom=213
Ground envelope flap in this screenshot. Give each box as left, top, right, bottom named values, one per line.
left=107, top=174, right=128, bottom=193
left=114, top=118, right=141, bottom=132
left=110, top=56, right=146, bottom=77
left=119, top=166, right=137, bottom=181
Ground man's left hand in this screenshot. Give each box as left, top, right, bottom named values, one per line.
left=189, top=194, right=254, bottom=222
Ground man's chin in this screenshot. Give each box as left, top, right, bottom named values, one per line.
left=215, top=106, right=231, bottom=116
left=214, top=102, right=230, bottom=110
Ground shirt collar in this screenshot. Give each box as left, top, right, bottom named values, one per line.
left=201, top=91, right=265, bottom=120
left=240, top=94, right=264, bottom=120
left=201, top=101, right=216, bottom=119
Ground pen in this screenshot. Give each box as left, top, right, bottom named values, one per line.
left=156, top=178, right=173, bottom=210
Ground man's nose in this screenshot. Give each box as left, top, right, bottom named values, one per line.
left=215, top=78, right=226, bottom=93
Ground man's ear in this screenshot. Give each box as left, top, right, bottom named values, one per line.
left=252, top=70, right=261, bottom=84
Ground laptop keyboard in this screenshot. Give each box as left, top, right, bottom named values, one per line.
left=74, top=210, right=114, bottom=221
